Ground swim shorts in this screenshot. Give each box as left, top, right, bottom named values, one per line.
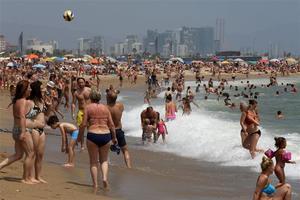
left=116, top=129, right=127, bottom=147
left=70, top=130, right=79, bottom=140
left=76, top=109, right=84, bottom=126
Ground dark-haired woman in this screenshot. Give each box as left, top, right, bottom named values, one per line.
left=26, top=80, right=48, bottom=183
left=253, top=157, right=292, bottom=200
left=0, top=80, right=35, bottom=184
left=79, top=90, right=117, bottom=191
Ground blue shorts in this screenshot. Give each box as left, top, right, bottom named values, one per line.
left=70, top=130, right=79, bottom=140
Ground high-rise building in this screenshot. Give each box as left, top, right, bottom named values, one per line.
left=125, top=35, right=138, bottom=53
left=215, top=18, right=225, bottom=50
left=0, top=35, right=7, bottom=51
left=26, top=38, right=54, bottom=54
left=132, top=42, right=143, bottom=54
left=90, top=36, right=104, bottom=55
left=177, top=44, right=188, bottom=57
left=144, top=29, right=158, bottom=53
left=78, top=38, right=91, bottom=55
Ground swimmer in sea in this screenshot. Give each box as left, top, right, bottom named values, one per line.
left=276, top=111, right=284, bottom=119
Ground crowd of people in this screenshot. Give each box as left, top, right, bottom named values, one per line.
left=0, top=57, right=299, bottom=199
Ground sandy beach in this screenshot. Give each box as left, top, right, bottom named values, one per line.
left=1, top=74, right=300, bottom=200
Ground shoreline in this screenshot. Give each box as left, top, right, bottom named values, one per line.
left=1, top=74, right=300, bottom=200
left=1, top=132, right=299, bottom=200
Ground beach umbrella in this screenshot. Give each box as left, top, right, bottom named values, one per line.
left=169, top=57, right=184, bottom=63
left=234, top=58, right=244, bottom=62
left=105, top=56, right=117, bottom=63
left=83, top=54, right=93, bottom=60
left=90, top=58, right=99, bottom=64
left=259, top=58, right=269, bottom=64
left=27, top=54, right=39, bottom=59
left=54, top=57, right=65, bottom=62
left=211, top=56, right=219, bottom=61
left=270, top=58, right=280, bottom=63
left=7, top=62, right=17, bottom=67
left=285, top=58, right=297, bottom=65
left=221, top=60, right=230, bottom=65
left=248, top=61, right=257, bottom=65
left=33, top=64, right=46, bottom=69
left=64, top=54, right=75, bottom=58
left=83, top=64, right=92, bottom=69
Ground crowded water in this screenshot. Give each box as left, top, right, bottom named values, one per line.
left=121, top=77, right=300, bottom=180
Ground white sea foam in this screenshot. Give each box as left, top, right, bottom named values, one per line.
left=123, top=92, right=300, bottom=180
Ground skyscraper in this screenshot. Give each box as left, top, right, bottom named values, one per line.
left=215, top=18, right=225, bottom=51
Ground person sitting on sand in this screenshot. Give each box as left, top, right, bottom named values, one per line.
left=47, top=115, right=78, bottom=168
left=252, top=156, right=292, bottom=200
left=276, top=111, right=284, bottom=119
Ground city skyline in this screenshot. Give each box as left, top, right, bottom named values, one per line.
left=0, top=0, right=299, bottom=54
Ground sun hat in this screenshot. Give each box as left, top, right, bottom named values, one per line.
left=47, top=81, right=55, bottom=88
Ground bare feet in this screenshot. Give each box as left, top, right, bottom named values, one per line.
left=21, top=179, right=36, bottom=184
left=102, top=180, right=110, bottom=191
left=92, top=186, right=98, bottom=194
left=36, top=178, right=47, bottom=184
left=63, top=163, right=74, bottom=168
left=30, top=178, right=40, bottom=184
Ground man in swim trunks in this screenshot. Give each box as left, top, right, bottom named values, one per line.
left=140, top=106, right=159, bottom=143
left=106, top=91, right=132, bottom=168
left=72, top=77, right=91, bottom=150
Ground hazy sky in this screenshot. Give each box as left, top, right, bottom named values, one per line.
left=0, top=0, right=299, bottom=53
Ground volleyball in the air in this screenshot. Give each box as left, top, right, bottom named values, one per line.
left=63, top=10, right=74, bottom=22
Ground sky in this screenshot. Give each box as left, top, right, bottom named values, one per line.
left=0, top=0, right=299, bottom=54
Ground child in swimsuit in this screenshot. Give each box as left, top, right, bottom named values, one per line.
left=47, top=115, right=79, bottom=168
left=142, top=119, right=155, bottom=144
left=273, top=137, right=296, bottom=185
left=157, top=118, right=168, bottom=144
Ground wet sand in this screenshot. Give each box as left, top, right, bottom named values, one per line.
left=1, top=74, right=300, bottom=200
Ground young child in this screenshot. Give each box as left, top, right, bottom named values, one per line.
left=273, top=137, right=296, bottom=185
left=142, top=118, right=155, bottom=144
left=47, top=115, right=79, bottom=167
left=157, top=118, right=168, bottom=143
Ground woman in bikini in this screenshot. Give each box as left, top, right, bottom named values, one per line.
left=165, top=94, right=177, bottom=121
left=26, top=81, right=48, bottom=183
left=241, top=99, right=263, bottom=158
left=253, top=157, right=292, bottom=200
left=0, top=80, right=36, bottom=184
left=79, top=90, right=117, bottom=191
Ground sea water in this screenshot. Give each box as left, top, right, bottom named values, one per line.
left=121, top=77, right=300, bottom=180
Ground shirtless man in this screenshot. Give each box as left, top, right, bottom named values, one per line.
left=140, top=107, right=159, bottom=143
left=106, top=91, right=132, bottom=168
left=72, top=77, right=91, bottom=149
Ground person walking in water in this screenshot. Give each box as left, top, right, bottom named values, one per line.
left=165, top=95, right=177, bottom=121
left=106, top=90, right=132, bottom=168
